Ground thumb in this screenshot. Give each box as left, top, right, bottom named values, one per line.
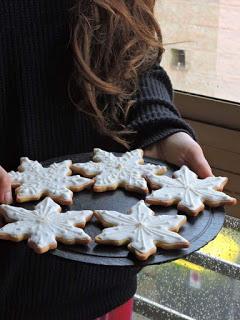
left=184, top=144, right=213, bottom=179
left=0, top=166, right=13, bottom=204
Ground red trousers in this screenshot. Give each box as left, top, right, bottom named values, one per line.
left=95, top=298, right=133, bottom=320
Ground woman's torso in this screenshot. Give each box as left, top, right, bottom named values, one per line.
left=0, top=2, right=138, bottom=319
left=0, top=0, right=121, bottom=171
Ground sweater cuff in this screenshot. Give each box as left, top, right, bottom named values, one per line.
left=129, top=113, right=197, bottom=149
left=137, top=127, right=197, bottom=150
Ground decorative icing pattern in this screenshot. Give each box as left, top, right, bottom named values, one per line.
left=0, top=197, right=93, bottom=253
left=146, top=165, right=237, bottom=215
left=94, top=200, right=189, bottom=260
left=71, top=148, right=166, bottom=194
left=9, top=157, right=94, bottom=205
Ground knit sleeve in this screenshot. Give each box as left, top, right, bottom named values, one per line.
left=128, top=65, right=196, bottom=148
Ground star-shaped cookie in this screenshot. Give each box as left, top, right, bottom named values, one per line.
left=94, top=201, right=189, bottom=261
left=0, top=197, right=93, bottom=253
left=9, top=157, right=94, bottom=205
left=146, top=165, right=237, bottom=216
left=71, top=148, right=166, bottom=194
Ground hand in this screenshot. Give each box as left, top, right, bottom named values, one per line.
left=144, top=132, right=213, bottom=178
left=0, top=166, right=12, bottom=204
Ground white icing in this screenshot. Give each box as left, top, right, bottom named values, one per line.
left=147, top=165, right=235, bottom=213
left=0, top=197, right=93, bottom=253
left=95, top=200, right=188, bottom=258
left=9, top=157, right=93, bottom=203
left=71, top=148, right=166, bottom=193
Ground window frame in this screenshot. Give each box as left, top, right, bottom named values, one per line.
left=174, top=91, right=240, bottom=218
left=174, top=91, right=240, bottom=131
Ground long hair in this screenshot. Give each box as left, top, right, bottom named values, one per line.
left=69, top=0, right=164, bottom=148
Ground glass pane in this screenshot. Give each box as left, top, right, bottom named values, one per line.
left=155, top=0, right=240, bottom=103
left=137, top=261, right=240, bottom=320
left=134, top=314, right=148, bottom=320
left=200, top=227, right=240, bottom=264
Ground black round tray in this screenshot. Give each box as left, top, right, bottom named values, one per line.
left=24, top=153, right=225, bottom=267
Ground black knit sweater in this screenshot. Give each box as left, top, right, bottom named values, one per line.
left=0, top=1, right=195, bottom=319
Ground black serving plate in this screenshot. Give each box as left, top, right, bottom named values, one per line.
left=20, top=152, right=225, bottom=267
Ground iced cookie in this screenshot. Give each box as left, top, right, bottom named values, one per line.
left=0, top=197, right=93, bottom=253
left=71, top=148, right=166, bottom=194
left=94, top=200, right=189, bottom=261
left=9, top=157, right=94, bottom=205
left=146, top=165, right=237, bottom=216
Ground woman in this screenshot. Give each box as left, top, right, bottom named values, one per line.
left=0, top=1, right=212, bottom=319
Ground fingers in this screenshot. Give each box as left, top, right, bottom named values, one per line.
left=183, top=143, right=213, bottom=178
left=0, top=166, right=13, bottom=204
left=145, top=132, right=213, bottom=179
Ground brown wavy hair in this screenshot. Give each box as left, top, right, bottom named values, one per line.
left=69, top=0, right=164, bottom=147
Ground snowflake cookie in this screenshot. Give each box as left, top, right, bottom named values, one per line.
left=71, top=148, right=167, bottom=194
left=0, top=197, right=93, bottom=253
left=146, top=165, right=237, bottom=216
left=94, top=200, right=189, bottom=261
left=9, top=157, right=94, bottom=205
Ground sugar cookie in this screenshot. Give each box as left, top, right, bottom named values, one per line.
left=0, top=197, right=93, bottom=253
left=94, top=200, right=189, bottom=261
left=146, top=165, right=237, bottom=216
left=9, top=157, right=94, bottom=205
left=71, top=148, right=166, bottom=194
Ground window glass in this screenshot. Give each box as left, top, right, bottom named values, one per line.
left=137, top=225, right=240, bottom=319
left=155, top=0, right=240, bottom=103
left=199, top=227, right=240, bottom=264
left=137, top=260, right=240, bottom=319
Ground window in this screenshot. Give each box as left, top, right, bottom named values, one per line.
left=171, top=49, right=186, bottom=70
left=156, top=0, right=240, bottom=219
left=155, top=0, right=240, bottom=103
left=134, top=2, right=240, bottom=319
left=134, top=217, right=240, bottom=320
